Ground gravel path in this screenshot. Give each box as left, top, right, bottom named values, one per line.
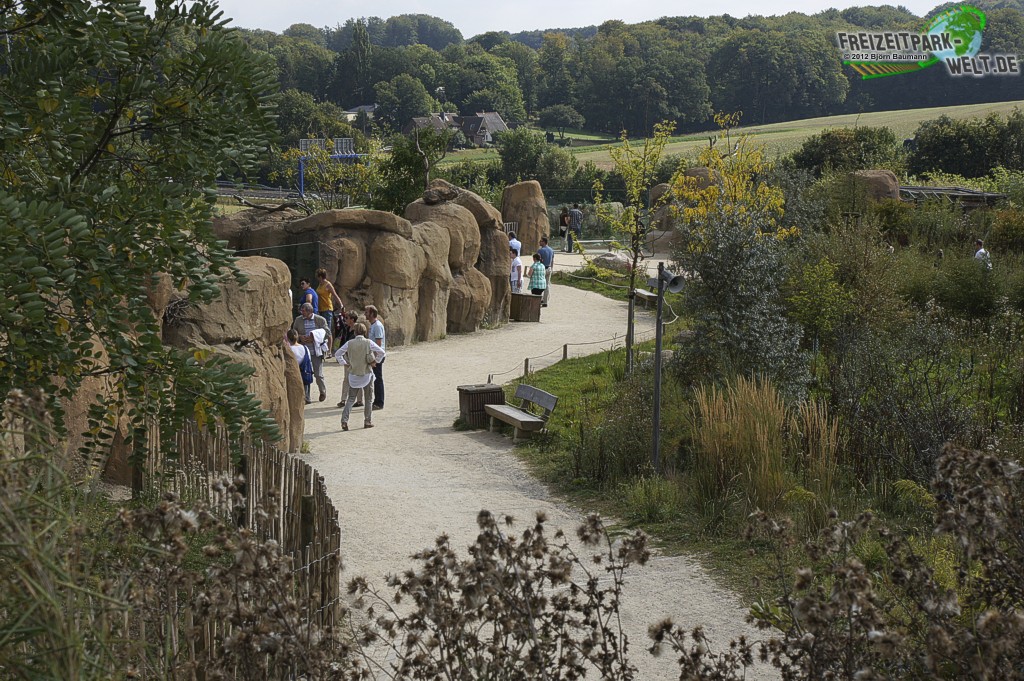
left=299, top=275, right=772, bottom=679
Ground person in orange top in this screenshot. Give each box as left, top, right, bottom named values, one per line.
left=315, top=268, right=344, bottom=343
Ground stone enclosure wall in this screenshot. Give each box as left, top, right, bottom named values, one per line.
left=213, top=181, right=519, bottom=343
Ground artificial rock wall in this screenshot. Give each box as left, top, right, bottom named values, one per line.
left=213, top=181, right=513, bottom=343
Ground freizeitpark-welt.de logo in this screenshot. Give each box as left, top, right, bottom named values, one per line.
left=835, top=5, right=1019, bottom=79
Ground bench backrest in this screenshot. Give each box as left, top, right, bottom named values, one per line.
left=514, top=384, right=558, bottom=420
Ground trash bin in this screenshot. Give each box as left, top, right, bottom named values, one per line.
left=457, top=383, right=505, bottom=428
left=510, top=293, right=542, bottom=322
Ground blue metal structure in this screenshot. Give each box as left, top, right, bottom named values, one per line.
left=297, top=138, right=366, bottom=198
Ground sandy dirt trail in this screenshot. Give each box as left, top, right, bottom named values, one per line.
left=299, top=275, right=772, bottom=679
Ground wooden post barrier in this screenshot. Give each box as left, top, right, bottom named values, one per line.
left=300, top=494, right=315, bottom=550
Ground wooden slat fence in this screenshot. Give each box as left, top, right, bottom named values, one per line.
left=141, top=421, right=342, bottom=632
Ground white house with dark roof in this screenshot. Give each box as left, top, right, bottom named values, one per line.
left=342, top=104, right=377, bottom=122
left=405, top=111, right=509, bottom=146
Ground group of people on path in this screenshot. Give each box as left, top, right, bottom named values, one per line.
left=287, top=271, right=387, bottom=431
left=286, top=219, right=573, bottom=428
left=509, top=233, right=554, bottom=307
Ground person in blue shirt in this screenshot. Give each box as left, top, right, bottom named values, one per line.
left=365, top=305, right=387, bottom=410
left=298, top=277, right=319, bottom=314
left=537, top=236, right=554, bottom=307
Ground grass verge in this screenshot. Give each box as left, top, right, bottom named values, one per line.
left=504, top=344, right=779, bottom=601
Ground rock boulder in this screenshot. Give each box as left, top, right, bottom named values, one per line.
left=405, top=200, right=481, bottom=272
left=447, top=268, right=491, bottom=333
left=454, top=188, right=503, bottom=230
left=502, top=181, right=549, bottom=255
left=852, top=169, right=901, bottom=202
left=682, top=167, right=719, bottom=191
left=161, top=257, right=303, bottom=453
left=368, top=232, right=425, bottom=289
left=592, top=252, right=633, bottom=274
left=423, top=178, right=461, bottom=205
left=162, top=256, right=291, bottom=348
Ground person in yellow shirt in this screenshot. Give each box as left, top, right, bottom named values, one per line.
left=315, top=268, right=344, bottom=343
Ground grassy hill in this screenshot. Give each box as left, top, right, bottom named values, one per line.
left=443, top=99, right=1024, bottom=169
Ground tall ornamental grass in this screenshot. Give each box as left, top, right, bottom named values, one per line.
left=689, top=376, right=788, bottom=518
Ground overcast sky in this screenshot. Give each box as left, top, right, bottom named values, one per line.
left=196, top=0, right=940, bottom=38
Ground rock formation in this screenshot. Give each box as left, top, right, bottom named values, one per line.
left=852, top=169, right=901, bottom=202
left=212, top=180, right=510, bottom=344
left=592, top=251, right=633, bottom=274
left=162, top=256, right=305, bottom=454
left=501, top=181, right=549, bottom=255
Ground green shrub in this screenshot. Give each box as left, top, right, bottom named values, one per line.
left=794, top=400, right=840, bottom=530
left=869, top=198, right=914, bottom=245
left=791, top=126, right=901, bottom=177
left=897, top=251, right=939, bottom=310
left=1008, top=268, right=1024, bottom=312
left=934, top=256, right=1001, bottom=319
left=784, top=257, right=855, bottom=343
left=987, top=207, right=1024, bottom=254
left=909, top=113, right=1007, bottom=178
left=800, top=223, right=910, bottom=333
left=621, top=475, right=683, bottom=524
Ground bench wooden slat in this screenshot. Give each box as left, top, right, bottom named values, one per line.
left=483, top=384, right=558, bottom=443
left=514, top=384, right=558, bottom=412
left=484, top=404, right=546, bottom=431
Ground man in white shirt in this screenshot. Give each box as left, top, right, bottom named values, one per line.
left=508, top=230, right=521, bottom=256
left=365, top=305, right=386, bottom=410
left=336, top=322, right=385, bottom=430
left=975, top=239, right=992, bottom=270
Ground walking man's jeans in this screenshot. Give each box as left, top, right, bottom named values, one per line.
left=372, top=357, right=385, bottom=408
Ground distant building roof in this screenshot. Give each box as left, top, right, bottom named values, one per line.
left=405, top=111, right=509, bottom=143
left=344, top=104, right=377, bottom=115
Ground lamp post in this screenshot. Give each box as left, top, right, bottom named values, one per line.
left=647, top=262, right=683, bottom=472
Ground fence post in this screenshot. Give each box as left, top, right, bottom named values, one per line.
left=300, top=495, right=315, bottom=550
left=562, top=344, right=568, bottom=361
left=523, top=357, right=530, bottom=378
left=234, top=454, right=248, bottom=528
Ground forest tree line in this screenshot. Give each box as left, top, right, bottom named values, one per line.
left=243, top=2, right=1024, bottom=145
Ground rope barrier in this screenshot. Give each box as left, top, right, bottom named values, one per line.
left=485, top=325, right=672, bottom=384
left=524, top=346, right=567, bottom=361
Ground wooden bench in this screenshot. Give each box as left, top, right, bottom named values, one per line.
left=634, top=289, right=659, bottom=309
left=484, top=384, right=558, bottom=443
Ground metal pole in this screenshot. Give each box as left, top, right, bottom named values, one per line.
left=651, top=262, right=665, bottom=472
left=626, top=293, right=635, bottom=374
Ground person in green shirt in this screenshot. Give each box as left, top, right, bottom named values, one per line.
left=527, top=253, right=547, bottom=296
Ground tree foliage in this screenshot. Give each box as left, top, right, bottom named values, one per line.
left=373, top=73, right=439, bottom=132
left=538, top=104, right=585, bottom=138
left=791, top=126, right=901, bottom=177
left=271, top=143, right=381, bottom=213
left=495, top=127, right=550, bottom=183
left=908, top=111, right=1024, bottom=178
left=670, top=117, right=807, bottom=397
left=0, top=0, right=281, bottom=454
left=594, top=121, right=676, bottom=372
left=371, top=128, right=453, bottom=213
